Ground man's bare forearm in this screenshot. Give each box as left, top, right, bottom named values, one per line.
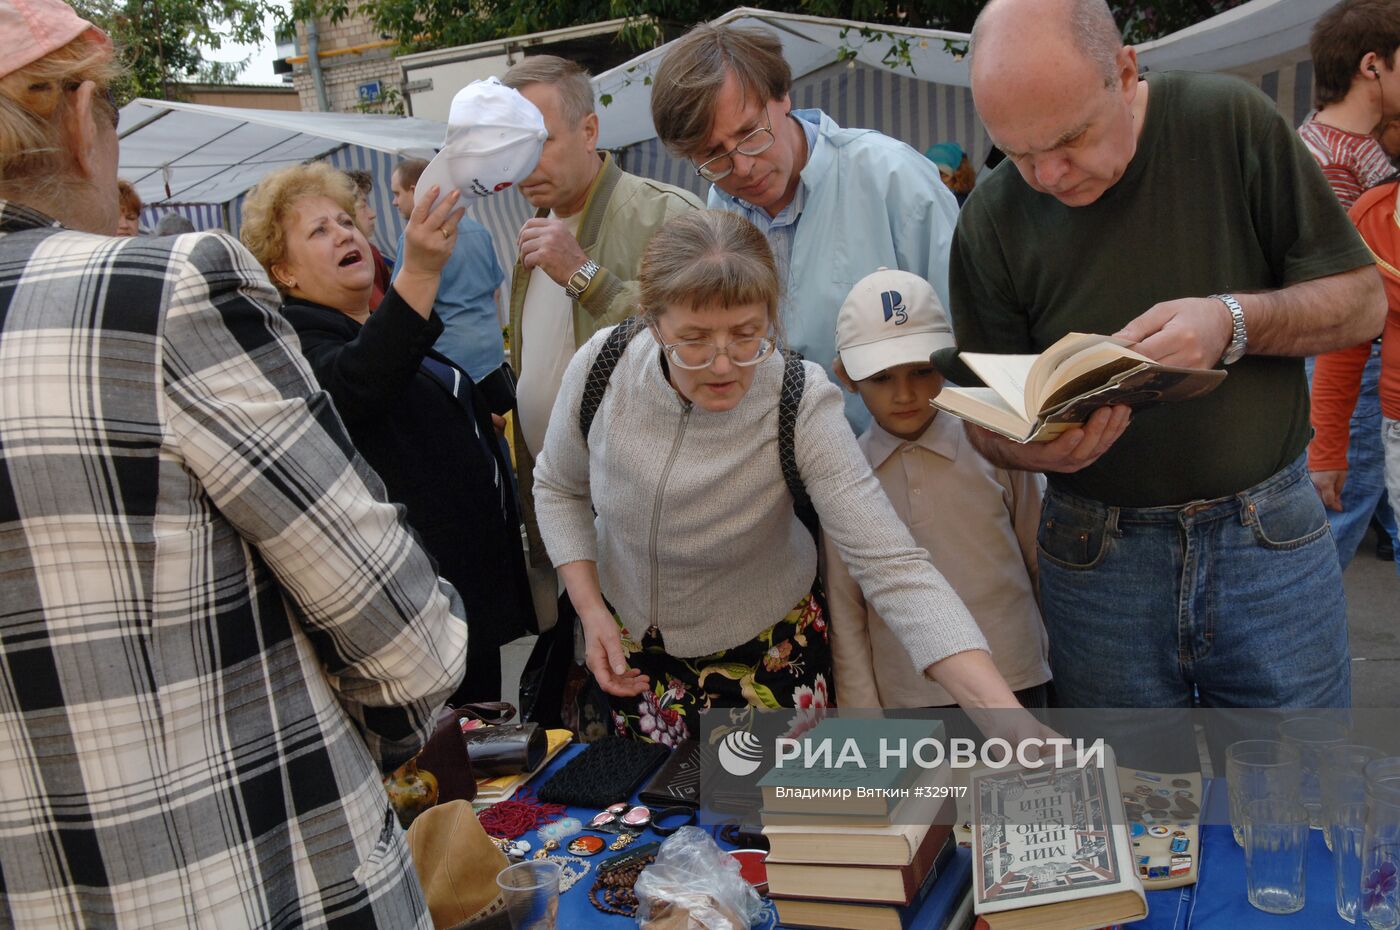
left=1238, top=265, right=1384, bottom=357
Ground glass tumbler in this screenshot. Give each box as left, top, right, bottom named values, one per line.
left=1279, top=714, right=1349, bottom=832
left=1244, top=798, right=1308, bottom=914
left=1361, top=758, right=1400, bottom=930
left=1323, top=744, right=1385, bottom=854
left=1227, top=739, right=1302, bottom=848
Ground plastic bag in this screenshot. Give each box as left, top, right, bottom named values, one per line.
left=634, top=826, right=765, bottom=930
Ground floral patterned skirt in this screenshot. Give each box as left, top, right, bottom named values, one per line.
left=609, top=591, right=833, bottom=747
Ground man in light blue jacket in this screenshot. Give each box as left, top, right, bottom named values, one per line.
left=651, top=22, right=960, bottom=431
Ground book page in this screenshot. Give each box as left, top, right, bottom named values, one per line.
left=1023, top=333, right=1113, bottom=411
left=960, top=354, right=1039, bottom=420
left=1025, top=334, right=1134, bottom=411
left=1038, top=342, right=1153, bottom=412
left=931, top=386, right=1034, bottom=441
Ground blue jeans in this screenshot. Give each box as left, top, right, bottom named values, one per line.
left=1306, top=345, right=1398, bottom=569
left=1386, top=417, right=1400, bottom=575
left=1037, top=455, right=1350, bottom=709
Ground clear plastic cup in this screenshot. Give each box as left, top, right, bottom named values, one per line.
left=496, top=859, right=561, bottom=930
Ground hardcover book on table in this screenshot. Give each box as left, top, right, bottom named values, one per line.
left=971, top=748, right=1146, bottom=930
left=774, top=843, right=973, bottom=930
left=766, top=827, right=954, bottom=904
left=764, top=797, right=956, bottom=865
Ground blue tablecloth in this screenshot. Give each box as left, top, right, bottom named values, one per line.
left=510, top=746, right=1351, bottom=929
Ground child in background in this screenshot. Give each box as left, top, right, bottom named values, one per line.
left=828, top=268, right=1051, bottom=709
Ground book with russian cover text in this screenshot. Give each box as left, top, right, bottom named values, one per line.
left=971, top=747, right=1146, bottom=930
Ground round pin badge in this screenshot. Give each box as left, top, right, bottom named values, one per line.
left=1146, top=796, right=1170, bottom=810
left=568, top=835, right=605, bottom=856
left=1148, top=825, right=1171, bottom=837
left=1171, top=778, right=1191, bottom=788
left=1155, top=788, right=1171, bottom=796
left=1135, top=786, right=1152, bottom=796
left=1130, top=823, right=1147, bottom=838
left=1175, top=789, right=1193, bottom=798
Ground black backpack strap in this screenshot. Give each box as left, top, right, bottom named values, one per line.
left=779, top=350, right=819, bottom=546
left=578, top=316, right=646, bottom=441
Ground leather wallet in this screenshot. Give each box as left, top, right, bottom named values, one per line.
left=475, top=361, right=517, bottom=417
left=461, top=721, right=546, bottom=777
left=638, top=738, right=706, bottom=809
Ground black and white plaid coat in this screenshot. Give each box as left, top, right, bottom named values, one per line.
left=0, top=202, right=468, bottom=928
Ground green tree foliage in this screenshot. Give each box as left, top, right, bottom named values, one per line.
left=76, top=0, right=275, bottom=101
left=289, top=0, right=1248, bottom=57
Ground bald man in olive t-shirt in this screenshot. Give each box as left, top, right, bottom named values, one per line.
left=941, top=0, right=1385, bottom=710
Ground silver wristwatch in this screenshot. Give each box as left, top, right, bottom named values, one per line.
left=1212, top=293, right=1247, bottom=365
left=564, top=259, right=600, bottom=300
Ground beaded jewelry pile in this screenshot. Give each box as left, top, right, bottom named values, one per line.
left=477, top=787, right=565, bottom=840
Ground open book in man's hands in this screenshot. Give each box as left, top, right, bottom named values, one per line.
left=931, top=332, right=1227, bottom=443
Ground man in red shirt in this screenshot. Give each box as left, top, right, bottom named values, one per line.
left=1301, top=0, right=1400, bottom=568
left=1319, top=183, right=1400, bottom=575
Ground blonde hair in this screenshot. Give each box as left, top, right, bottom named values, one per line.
left=240, top=162, right=359, bottom=294
left=651, top=24, right=791, bottom=158
left=0, top=33, right=120, bottom=202
left=638, top=210, right=783, bottom=336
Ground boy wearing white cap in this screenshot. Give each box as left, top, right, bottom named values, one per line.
left=829, top=268, right=1052, bottom=708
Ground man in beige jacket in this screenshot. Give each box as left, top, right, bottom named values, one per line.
left=503, top=55, right=701, bottom=575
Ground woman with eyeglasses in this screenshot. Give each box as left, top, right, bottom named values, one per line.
left=533, top=210, right=1038, bottom=744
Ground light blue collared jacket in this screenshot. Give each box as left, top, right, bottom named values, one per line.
left=710, top=108, right=960, bottom=433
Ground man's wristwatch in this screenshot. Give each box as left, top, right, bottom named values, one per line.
left=1212, top=293, right=1247, bottom=365
left=564, top=259, right=600, bottom=300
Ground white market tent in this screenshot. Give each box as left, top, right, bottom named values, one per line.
left=118, top=100, right=446, bottom=256
left=118, top=99, right=537, bottom=293
left=117, top=0, right=1338, bottom=286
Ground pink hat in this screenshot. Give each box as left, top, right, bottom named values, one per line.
left=0, top=0, right=110, bottom=81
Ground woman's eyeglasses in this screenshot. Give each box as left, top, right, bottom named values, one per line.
left=652, top=327, right=776, bottom=371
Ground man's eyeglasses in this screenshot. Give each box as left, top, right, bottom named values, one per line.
left=692, top=109, right=775, bottom=182
left=652, top=325, right=776, bottom=370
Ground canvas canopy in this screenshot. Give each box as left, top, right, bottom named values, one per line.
left=117, top=99, right=449, bottom=252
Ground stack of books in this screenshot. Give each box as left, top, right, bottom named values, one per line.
left=756, top=718, right=974, bottom=930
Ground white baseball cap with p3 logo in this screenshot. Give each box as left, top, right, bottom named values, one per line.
left=835, top=267, right=956, bottom=381
left=415, top=77, right=548, bottom=210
